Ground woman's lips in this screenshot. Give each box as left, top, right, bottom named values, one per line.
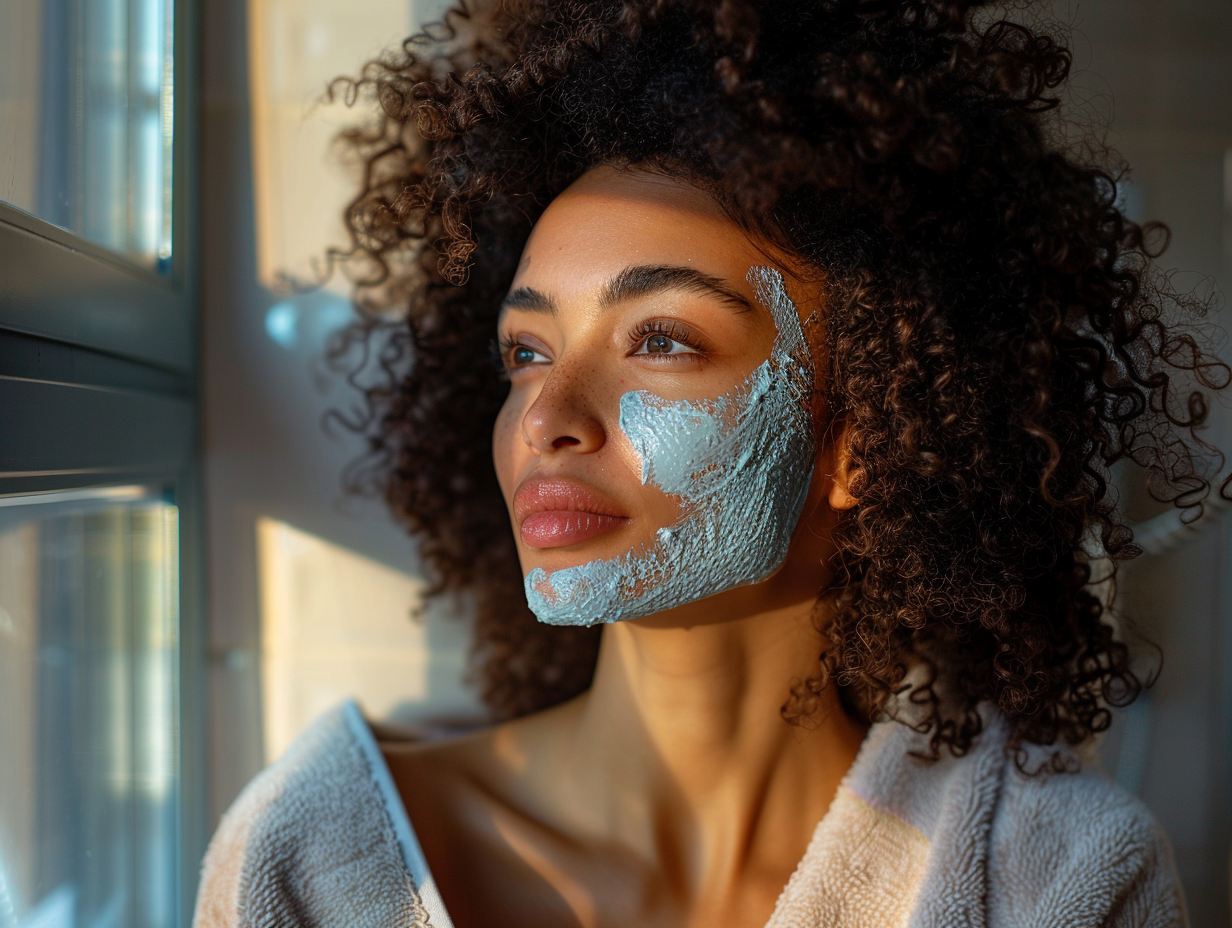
left=514, top=478, right=630, bottom=549
left=520, top=511, right=629, bottom=548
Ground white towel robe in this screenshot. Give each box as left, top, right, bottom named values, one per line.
left=193, top=701, right=1187, bottom=928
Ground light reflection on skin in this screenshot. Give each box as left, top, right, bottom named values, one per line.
left=491, top=723, right=530, bottom=775
left=382, top=165, right=866, bottom=928
left=491, top=815, right=600, bottom=927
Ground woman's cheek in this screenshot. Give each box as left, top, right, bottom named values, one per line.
left=492, top=393, right=527, bottom=496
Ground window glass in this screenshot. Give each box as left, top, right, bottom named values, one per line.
left=0, top=486, right=179, bottom=928
left=0, top=0, right=174, bottom=272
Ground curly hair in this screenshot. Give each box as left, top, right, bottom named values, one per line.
left=329, top=0, right=1229, bottom=762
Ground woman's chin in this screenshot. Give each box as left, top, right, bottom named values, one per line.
left=627, top=582, right=816, bottom=631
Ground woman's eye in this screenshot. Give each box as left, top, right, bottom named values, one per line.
left=635, top=334, right=697, bottom=357
left=502, top=341, right=550, bottom=369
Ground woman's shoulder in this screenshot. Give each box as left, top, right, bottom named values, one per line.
left=380, top=693, right=580, bottom=820
left=378, top=698, right=578, bottom=876
left=192, top=702, right=435, bottom=928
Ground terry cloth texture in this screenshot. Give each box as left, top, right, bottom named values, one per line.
left=193, top=701, right=1188, bottom=928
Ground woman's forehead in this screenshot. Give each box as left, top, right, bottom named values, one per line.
left=507, top=167, right=823, bottom=325
left=511, top=167, right=776, bottom=306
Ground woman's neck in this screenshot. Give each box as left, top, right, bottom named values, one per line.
left=540, top=595, right=867, bottom=899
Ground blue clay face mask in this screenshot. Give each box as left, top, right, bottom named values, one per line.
left=524, top=265, right=817, bottom=626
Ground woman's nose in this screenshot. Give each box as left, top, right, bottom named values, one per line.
left=521, top=367, right=606, bottom=455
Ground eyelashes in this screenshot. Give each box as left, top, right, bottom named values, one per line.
left=496, top=318, right=708, bottom=375
left=627, top=319, right=704, bottom=356
left=492, top=335, right=542, bottom=380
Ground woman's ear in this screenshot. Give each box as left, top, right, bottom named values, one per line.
left=825, top=420, right=859, bottom=512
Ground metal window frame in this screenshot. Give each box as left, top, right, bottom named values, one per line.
left=0, top=0, right=204, bottom=921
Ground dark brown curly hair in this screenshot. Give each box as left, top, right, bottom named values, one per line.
left=329, top=0, right=1230, bottom=761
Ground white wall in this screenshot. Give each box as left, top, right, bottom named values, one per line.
left=201, top=0, right=475, bottom=828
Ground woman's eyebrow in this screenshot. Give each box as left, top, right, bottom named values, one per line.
left=500, top=265, right=754, bottom=317
left=502, top=287, right=558, bottom=315
left=600, top=265, right=753, bottom=313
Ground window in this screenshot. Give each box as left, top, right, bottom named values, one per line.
left=0, top=0, right=175, bottom=270
left=0, top=488, right=179, bottom=927
left=0, top=0, right=201, bottom=924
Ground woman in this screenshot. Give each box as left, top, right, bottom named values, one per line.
left=195, top=1, right=1222, bottom=925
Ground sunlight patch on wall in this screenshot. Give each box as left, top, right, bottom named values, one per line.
left=257, top=517, right=481, bottom=763
left=248, top=0, right=451, bottom=290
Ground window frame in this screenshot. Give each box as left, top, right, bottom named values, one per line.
left=0, top=0, right=204, bottom=922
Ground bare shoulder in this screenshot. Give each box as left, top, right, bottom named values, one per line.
left=379, top=698, right=589, bottom=926
left=379, top=696, right=579, bottom=825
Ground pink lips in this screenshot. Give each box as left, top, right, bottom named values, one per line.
left=514, top=477, right=630, bottom=549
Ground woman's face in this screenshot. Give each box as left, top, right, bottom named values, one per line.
left=492, top=166, right=845, bottom=627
